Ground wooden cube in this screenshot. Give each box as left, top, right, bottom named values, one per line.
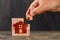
left=12, top=18, right=30, bottom=36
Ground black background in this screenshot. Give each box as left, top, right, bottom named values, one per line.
left=0, top=0, right=60, bottom=31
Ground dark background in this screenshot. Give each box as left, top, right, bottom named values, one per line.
left=0, top=0, right=60, bottom=31
left=0, top=0, right=10, bottom=31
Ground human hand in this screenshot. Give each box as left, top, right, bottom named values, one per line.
left=26, top=0, right=60, bottom=20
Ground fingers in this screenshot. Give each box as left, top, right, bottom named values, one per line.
left=26, top=0, right=39, bottom=15
left=26, top=7, right=33, bottom=20
left=31, top=0, right=39, bottom=7
left=26, top=0, right=39, bottom=20
left=26, top=0, right=46, bottom=16
left=26, top=0, right=60, bottom=18
left=26, top=8, right=30, bottom=19
left=30, top=5, right=47, bottom=16
left=26, top=9, right=33, bottom=20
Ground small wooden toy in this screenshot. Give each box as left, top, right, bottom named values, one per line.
left=12, top=18, right=30, bottom=36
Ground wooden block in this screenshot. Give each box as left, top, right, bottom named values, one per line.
left=12, top=18, right=30, bottom=36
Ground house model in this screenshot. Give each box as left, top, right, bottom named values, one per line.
left=12, top=18, right=30, bottom=36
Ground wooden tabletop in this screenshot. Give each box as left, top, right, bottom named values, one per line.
left=0, top=31, right=60, bottom=40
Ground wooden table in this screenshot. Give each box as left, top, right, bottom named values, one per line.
left=0, top=31, right=60, bottom=40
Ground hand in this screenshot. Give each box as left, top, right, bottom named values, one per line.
left=26, top=0, right=60, bottom=19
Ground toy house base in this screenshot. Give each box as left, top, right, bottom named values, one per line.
left=12, top=18, right=30, bottom=36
